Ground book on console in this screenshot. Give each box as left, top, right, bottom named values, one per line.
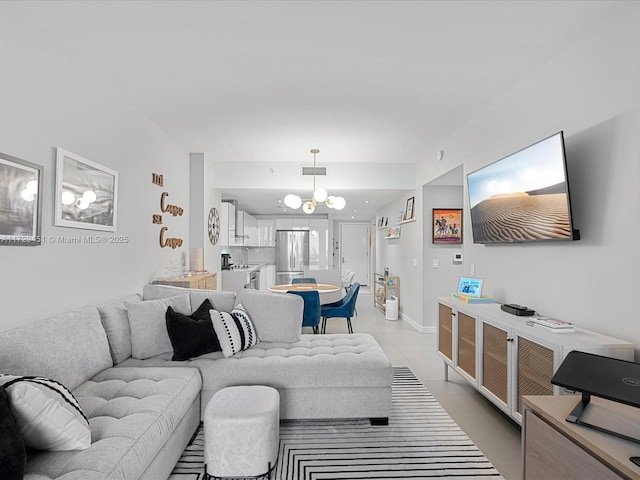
left=526, top=316, right=574, bottom=333
left=452, top=293, right=494, bottom=304
left=526, top=321, right=575, bottom=333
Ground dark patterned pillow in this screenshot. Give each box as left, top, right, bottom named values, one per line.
left=210, top=303, right=259, bottom=357
left=0, top=386, right=26, bottom=480
left=166, top=298, right=222, bottom=361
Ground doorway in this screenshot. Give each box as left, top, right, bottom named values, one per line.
left=339, top=223, right=369, bottom=286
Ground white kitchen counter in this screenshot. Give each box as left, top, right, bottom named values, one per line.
left=221, top=263, right=275, bottom=293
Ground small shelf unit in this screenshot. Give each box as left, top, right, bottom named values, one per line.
left=374, top=273, right=400, bottom=314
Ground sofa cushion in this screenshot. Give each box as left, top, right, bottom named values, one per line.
left=236, top=289, right=303, bottom=342
left=0, top=306, right=113, bottom=391
left=211, top=304, right=259, bottom=357
left=0, top=385, right=25, bottom=480
left=198, top=333, right=392, bottom=389
left=166, top=299, right=221, bottom=361
left=143, top=284, right=236, bottom=312
left=0, top=375, right=90, bottom=451
left=23, top=366, right=202, bottom=480
left=127, top=294, right=191, bottom=360
left=190, top=290, right=236, bottom=313
left=98, top=294, right=142, bottom=364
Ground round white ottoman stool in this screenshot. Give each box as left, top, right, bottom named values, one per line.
left=204, top=385, right=280, bottom=479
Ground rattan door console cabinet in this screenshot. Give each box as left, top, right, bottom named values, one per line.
left=437, top=297, right=634, bottom=425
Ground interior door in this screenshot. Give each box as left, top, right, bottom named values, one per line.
left=339, top=223, right=369, bottom=286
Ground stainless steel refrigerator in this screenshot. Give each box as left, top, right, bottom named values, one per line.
left=275, top=230, right=309, bottom=285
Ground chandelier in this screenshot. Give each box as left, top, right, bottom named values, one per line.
left=283, top=149, right=345, bottom=214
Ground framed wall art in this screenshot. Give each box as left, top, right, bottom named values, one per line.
left=55, top=148, right=118, bottom=231
left=432, top=208, right=462, bottom=244
left=0, top=152, right=43, bottom=246
left=404, top=196, right=415, bottom=221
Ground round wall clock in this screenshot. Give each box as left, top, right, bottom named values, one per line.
left=208, top=207, right=220, bottom=245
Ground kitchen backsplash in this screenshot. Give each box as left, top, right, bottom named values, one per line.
left=222, top=246, right=276, bottom=266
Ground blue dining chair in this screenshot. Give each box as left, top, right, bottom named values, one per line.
left=321, top=283, right=360, bottom=334
left=292, top=277, right=317, bottom=284
left=288, top=290, right=321, bottom=334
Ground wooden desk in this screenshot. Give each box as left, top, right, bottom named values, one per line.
left=269, top=283, right=340, bottom=293
left=523, top=395, right=640, bottom=479
left=153, top=272, right=217, bottom=290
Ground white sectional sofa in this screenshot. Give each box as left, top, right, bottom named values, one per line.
left=0, top=285, right=392, bottom=480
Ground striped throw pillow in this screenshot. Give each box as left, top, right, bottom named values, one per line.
left=210, top=303, right=259, bottom=357
left=0, top=375, right=90, bottom=451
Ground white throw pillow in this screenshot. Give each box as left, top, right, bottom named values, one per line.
left=0, top=375, right=90, bottom=451
left=210, top=303, right=259, bottom=357
left=127, top=294, right=191, bottom=359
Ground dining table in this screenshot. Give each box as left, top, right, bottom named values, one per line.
left=269, top=282, right=342, bottom=307
left=269, top=283, right=340, bottom=294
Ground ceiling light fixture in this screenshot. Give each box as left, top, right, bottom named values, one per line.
left=283, top=149, right=345, bottom=214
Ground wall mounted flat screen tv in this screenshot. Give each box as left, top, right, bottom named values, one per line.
left=467, top=132, right=579, bottom=244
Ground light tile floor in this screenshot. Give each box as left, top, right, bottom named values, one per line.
left=318, top=289, right=523, bottom=480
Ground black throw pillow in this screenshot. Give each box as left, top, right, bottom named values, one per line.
left=166, top=298, right=222, bottom=361
left=0, top=386, right=26, bottom=480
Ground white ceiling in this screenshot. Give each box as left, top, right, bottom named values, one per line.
left=3, top=0, right=616, bottom=219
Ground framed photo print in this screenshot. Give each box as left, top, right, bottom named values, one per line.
left=404, top=196, right=415, bottom=221
left=55, top=148, right=118, bottom=231
left=432, top=208, right=462, bottom=244
left=0, top=152, right=43, bottom=246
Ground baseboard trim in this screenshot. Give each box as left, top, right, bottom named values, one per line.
left=399, top=312, right=436, bottom=334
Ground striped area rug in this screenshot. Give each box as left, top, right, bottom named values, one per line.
left=170, top=367, right=503, bottom=479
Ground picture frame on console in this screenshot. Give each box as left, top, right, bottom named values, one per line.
left=432, top=208, right=462, bottom=244
left=0, top=152, right=43, bottom=246
left=55, top=148, right=118, bottom=231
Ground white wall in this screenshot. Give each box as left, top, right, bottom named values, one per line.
left=375, top=192, right=422, bottom=330
left=422, top=180, right=464, bottom=328
left=191, top=154, right=222, bottom=279
left=416, top=4, right=640, bottom=355
left=0, top=19, right=189, bottom=331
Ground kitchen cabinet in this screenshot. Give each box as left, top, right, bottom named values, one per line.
left=221, top=265, right=259, bottom=293
left=219, top=202, right=236, bottom=246
left=258, top=219, right=275, bottom=247
left=258, top=264, right=276, bottom=290
left=275, top=218, right=293, bottom=230
left=436, top=297, right=634, bottom=425
left=293, top=218, right=309, bottom=230
left=275, top=218, right=310, bottom=230
left=235, top=211, right=258, bottom=246
left=265, top=264, right=276, bottom=289
left=309, top=219, right=329, bottom=268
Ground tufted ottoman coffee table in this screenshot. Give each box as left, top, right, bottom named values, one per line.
left=204, top=385, right=280, bottom=480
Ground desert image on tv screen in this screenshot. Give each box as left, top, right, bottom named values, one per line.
left=468, top=134, right=572, bottom=243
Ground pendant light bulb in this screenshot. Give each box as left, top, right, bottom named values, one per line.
left=333, top=196, right=346, bottom=210
left=302, top=201, right=315, bottom=214
left=284, top=194, right=302, bottom=209
left=313, top=188, right=328, bottom=203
